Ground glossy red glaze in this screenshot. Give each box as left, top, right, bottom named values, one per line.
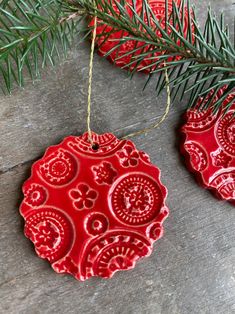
left=181, top=91, right=235, bottom=204
left=20, top=132, right=169, bottom=280
left=90, top=0, right=190, bottom=72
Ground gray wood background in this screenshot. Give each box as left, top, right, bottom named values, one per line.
left=0, top=1, right=235, bottom=313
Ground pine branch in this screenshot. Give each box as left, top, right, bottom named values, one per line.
left=0, top=0, right=234, bottom=112
left=69, top=0, right=235, bottom=110
left=0, top=0, right=83, bottom=93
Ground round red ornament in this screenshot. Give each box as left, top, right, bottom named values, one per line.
left=20, top=132, right=169, bottom=280
left=90, top=0, right=190, bottom=72
left=181, top=90, right=235, bottom=204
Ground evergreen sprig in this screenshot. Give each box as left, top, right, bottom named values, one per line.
left=0, top=0, right=234, bottom=111
left=0, top=0, right=83, bottom=93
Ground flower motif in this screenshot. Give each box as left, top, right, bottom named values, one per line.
left=92, top=162, right=117, bottom=185
left=117, top=145, right=139, bottom=167
left=211, top=149, right=232, bottom=168
left=124, top=185, right=150, bottom=213
left=86, top=213, right=109, bottom=236
left=35, top=221, right=59, bottom=248
left=69, top=184, right=97, bottom=210
left=24, top=184, right=47, bottom=207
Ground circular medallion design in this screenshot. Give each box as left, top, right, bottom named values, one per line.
left=182, top=88, right=227, bottom=132
left=85, top=212, right=109, bottom=236
left=90, top=0, right=190, bottom=72
left=24, top=208, right=73, bottom=262
left=23, top=184, right=47, bottom=207
left=183, top=108, right=219, bottom=132
left=110, top=173, right=163, bottom=225
left=184, top=142, right=208, bottom=171
left=20, top=132, right=168, bottom=280
left=39, top=149, right=77, bottom=186
left=181, top=90, right=235, bottom=204
left=80, top=231, right=152, bottom=279
left=210, top=171, right=235, bottom=201
left=216, top=112, right=235, bottom=156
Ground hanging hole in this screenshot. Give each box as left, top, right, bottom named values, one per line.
left=91, top=143, right=99, bottom=151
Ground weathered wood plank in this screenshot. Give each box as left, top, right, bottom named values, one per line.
left=0, top=1, right=235, bottom=313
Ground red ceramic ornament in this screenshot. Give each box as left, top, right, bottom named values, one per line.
left=90, top=0, right=190, bottom=72
left=181, top=90, right=235, bottom=204
left=20, top=132, right=169, bottom=280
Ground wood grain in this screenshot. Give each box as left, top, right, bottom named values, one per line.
left=0, top=1, right=235, bottom=313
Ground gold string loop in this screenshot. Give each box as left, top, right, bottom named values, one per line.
left=86, top=9, right=171, bottom=142
left=122, top=65, right=171, bottom=139
left=86, top=6, right=97, bottom=146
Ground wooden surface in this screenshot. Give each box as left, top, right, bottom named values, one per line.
left=0, top=1, right=235, bottom=313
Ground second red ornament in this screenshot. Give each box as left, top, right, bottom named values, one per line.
left=90, top=0, right=190, bottom=72
left=181, top=89, right=235, bottom=205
